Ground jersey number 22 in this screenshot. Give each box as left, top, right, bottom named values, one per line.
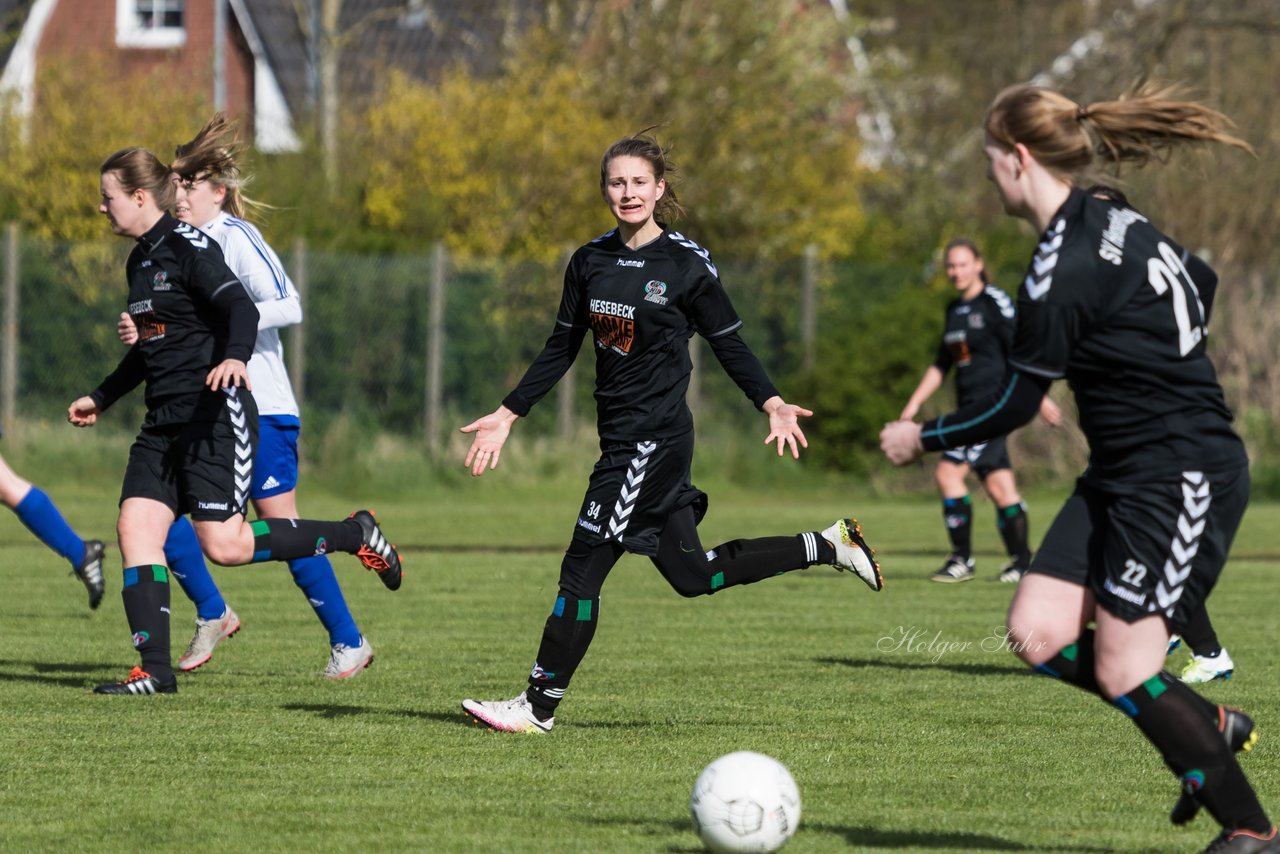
left=1147, top=242, right=1207, bottom=357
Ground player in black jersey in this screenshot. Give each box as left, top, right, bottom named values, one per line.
left=458, top=133, right=882, bottom=734
left=1086, top=185, right=1237, bottom=686
left=881, top=86, right=1274, bottom=853
left=900, top=239, right=1061, bottom=584
left=68, top=148, right=402, bottom=696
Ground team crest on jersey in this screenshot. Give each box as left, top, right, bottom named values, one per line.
left=968, top=312, right=985, bottom=330
left=644, top=281, right=669, bottom=305
left=151, top=270, right=172, bottom=291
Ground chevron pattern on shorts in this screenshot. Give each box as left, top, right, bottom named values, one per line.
left=225, top=388, right=253, bottom=514
left=1150, top=471, right=1210, bottom=617
left=1023, top=217, right=1066, bottom=300
left=605, top=441, right=658, bottom=543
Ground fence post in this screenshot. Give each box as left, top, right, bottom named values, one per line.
left=2, top=223, right=18, bottom=437
left=289, top=237, right=306, bottom=410
left=801, top=243, right=817, bottom=373
left=425, top=241, right=447, bottom=454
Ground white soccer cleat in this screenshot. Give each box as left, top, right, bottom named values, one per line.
left=462, top=691, right=554, bottom=733
left=325, top=636, right=374, bottom=679
left=821, top=518, right=883, bottom=591
left=178, top=606, right=241, bottom=672
left=1180, top=649, right=1235, bottom=684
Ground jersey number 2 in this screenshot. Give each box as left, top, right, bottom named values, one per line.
left=1147, top=242, right=1207, bottom=357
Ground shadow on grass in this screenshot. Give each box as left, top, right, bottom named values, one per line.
left=815, top=655, right=1031, bottom=678
left=586, top=817, right=1157, bottom=853
left=282, top=703, right=469, bottom=725
left=809, top=823, right=1162, bottom=852
left=0, top=659, right=115, bottom=689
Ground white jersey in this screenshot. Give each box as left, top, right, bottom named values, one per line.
left=200, top=212, right=301, bottom=417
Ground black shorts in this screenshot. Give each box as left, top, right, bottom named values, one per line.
left=570, top=430, right=707, bottom=557
left=1028, top=467, right=1249, bottom=631
left=120, top=388, right=258, bottom=522
left=940, top=435, right=1011, bottom=478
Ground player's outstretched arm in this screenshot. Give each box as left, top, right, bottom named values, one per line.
left=761, top=396, right=812, bottom=460
left=461, top=405, right=519, bottom=477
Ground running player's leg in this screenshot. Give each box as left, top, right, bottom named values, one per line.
left=252, top=419, right=363, bottom=652
left=0, top=452, right=104, bottom=606
left=981, top=451, right=1031, bottom=581
left=165, top=516, right=225, bottom=620
left=650, top=504, right=871, bottom=595
left=933, top=455, right=974, bottom=581
left=463, top=538, right=623, bottom=733
left=98, top=496, right=179, bottom=693
left=181, top=395, right=401, bottom=588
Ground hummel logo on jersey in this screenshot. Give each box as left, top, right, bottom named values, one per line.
left=260, top=475, right=281, bottom=491
left=616, top=258, right=645, bottom=268
left=1024, top=218, right=1066, bottom=300
left=174, top=222, right=210, bottom=249
left=644, top=281, right=669, bottom=305
left=197, top=501, right=229, bottom=511
left=152, top=271, right=172, bottom=291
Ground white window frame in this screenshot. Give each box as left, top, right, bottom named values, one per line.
left=116, top=0, right=187, bottom=49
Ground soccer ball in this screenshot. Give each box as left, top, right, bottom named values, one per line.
left=690, top=751, right=801, bottom=853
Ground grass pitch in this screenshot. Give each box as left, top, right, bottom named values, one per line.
left=0, top=470, right=1277, bottom=852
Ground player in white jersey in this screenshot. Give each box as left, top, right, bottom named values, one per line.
left=118, top=115, right=381, bottom=678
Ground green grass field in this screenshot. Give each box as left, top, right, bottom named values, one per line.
left=1, top=453, right=1277, bottom=853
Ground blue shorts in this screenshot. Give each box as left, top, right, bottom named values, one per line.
left=252, top=415, right=301, bottom=500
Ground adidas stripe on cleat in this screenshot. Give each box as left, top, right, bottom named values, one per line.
left=93, top=666, right=177, bottom=695
left=76, top=539, right=106, bottom=610
left=349, top=510, right=402, bottom=591
left=821, top=518, right=883, bottom=591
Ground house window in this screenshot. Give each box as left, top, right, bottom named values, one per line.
left=116, top=0, right=186, bottom=49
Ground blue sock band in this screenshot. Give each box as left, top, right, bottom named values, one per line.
left=165, top=516, right=225, bottom=620
left=288, top=555, right=361, bottom=648
left=13, top=486, right=84, bottom=570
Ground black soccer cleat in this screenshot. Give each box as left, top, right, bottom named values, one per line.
left=75, top=539, right=106, bottom=610
left=1199, top=825, right=1280, bottom=853
left=349, top=510, right=402, bottom=591
left=93, top=666, right=177, bottom=696
left=1172, top=706, right=1258, bottom=825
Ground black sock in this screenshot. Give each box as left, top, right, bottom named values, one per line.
left=942, top=496, right=972, bottom=558
left=525, top=593, right=600, bottom=716
left=1034, top=629, right=1101, bottom=695
left=249, top=518, right=361, bottom=563
left=997, top=502, right=1031, bottom=568
left=121, top=565, right=171, bottom=678
left=706, top=535, right=820, bottom=591
left=1182, top=604, right=1223, bottom=657
left=1117, top=672, right=1270, bottom=833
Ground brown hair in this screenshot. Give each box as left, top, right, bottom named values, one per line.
left=100, top=147, right=174, bottom=211
left=171, top=112, right=262, bottom=219
left=985, top=82, right=1253, bottom=180
left=944, top=238, right=990, bottom=284
left=599, top=129, right=685, bottom=223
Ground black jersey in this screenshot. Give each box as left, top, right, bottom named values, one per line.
left=89, top=214, right=259, bottom=425
left=504, top=228, right=777, bottom=441
left=1009, top=188, right=1246, bottom=483
left=933, top=285, right=1016, bottom=407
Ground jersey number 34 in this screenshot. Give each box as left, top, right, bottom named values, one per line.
left=1147, top=242, right=1207, bottom=357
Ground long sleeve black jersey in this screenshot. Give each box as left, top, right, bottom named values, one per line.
left=504, top=228, right=779, bottom=441
left=922, top=188, right=1245, bottom=485
left=90, top=214, right=259, bottom=425
left=932, top=285, right=1016, bottom=407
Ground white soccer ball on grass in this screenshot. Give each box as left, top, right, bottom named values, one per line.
left=690, top=751, right=801, bottom=853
